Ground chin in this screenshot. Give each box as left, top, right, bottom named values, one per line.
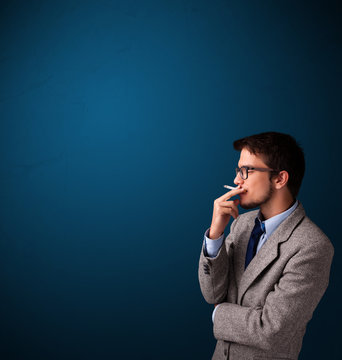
left=240, top=186, right=273, bottom=210
left=240, top=202, right=260, bottom=210
left=240, top=198, right=262, bottom=210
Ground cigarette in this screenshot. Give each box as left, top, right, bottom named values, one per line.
left=223, top=185, right=238, bottom=190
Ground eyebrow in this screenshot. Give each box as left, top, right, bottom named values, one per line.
left=237, top=164, right=255, bottom=168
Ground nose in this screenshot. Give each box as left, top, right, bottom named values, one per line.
left=234, top=172, right=244, bottom=186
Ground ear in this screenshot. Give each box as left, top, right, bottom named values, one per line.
left=273, top=170, right=289, bottom=190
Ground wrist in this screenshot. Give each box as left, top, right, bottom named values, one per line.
left=208, top=228, right=223, bottom=239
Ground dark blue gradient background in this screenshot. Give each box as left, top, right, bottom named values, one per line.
left=0, top=1, right=341, bottom=359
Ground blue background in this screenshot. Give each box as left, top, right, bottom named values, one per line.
left=0, top=0, right=341, bottom=359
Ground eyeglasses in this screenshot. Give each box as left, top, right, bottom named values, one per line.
left=235, top=166, right=278, bottom=180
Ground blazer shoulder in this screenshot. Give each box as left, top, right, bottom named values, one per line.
left=293, top=215, right=334, bottom=252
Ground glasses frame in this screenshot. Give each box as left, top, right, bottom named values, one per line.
left=235, top=166, right=279, bottom=180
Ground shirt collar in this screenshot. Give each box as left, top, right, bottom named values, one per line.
left=257, top=200, right=298, bottom=238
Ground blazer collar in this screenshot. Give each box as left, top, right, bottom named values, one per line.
left=236, top=202, right=306, bottom=304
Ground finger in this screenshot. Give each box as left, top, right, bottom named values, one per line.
left=219, top=200, right=236, bottom=207
left=218, top=203, right=239, bottom=218
left=231, top=207, right=239, bottom=219
left=229, top=203, right=239, bottom=219
left=219, top=206, right=238, bottom=219
left=229, top=201, right=240, bottom=218
left=218, top=186, right=246, bottom=201
left=219, top=199, right=240, bottom=210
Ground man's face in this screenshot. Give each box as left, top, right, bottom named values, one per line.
left=234, top=148, right=274, bottom=210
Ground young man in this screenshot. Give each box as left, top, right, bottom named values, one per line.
left=198, top=132, right=334, bottom=360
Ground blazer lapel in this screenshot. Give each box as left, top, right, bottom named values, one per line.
left=234, top=215, right=255, bottom=292
left=237, top=202, right=306, bottom=305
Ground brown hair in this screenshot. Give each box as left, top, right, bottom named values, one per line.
left=233, top=132, right=305, bottom=198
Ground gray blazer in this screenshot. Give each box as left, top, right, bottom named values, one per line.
left=198, top=202, right=334, bottom=360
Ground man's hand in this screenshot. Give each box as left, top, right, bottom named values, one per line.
left=208, top=186, right=245, bottom=239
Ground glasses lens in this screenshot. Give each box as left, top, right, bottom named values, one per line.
left=241, top=167, right=247, bottom=179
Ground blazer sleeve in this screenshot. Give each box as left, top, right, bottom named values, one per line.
left=212, top=237, right=334, bottom=351
left=198, top=216, right=240, bottom=304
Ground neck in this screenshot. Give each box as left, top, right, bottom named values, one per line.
left=260, top=193, right=295, bottom=220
